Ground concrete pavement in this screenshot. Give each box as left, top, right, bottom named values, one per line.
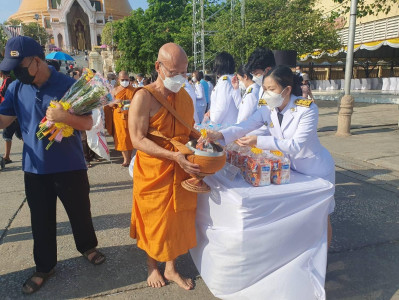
left=0, top=99, right=398, bottom=299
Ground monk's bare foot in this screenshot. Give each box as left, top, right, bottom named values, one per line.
left=164, top=269, right=194, bottom=290
left=147, top=265, right=166, bottom=288
left=146, top=256, right=165, bottom=288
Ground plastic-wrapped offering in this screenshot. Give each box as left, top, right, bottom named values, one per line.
left=244, top=148, right=272, bottom=187
left=235, top=146, right=251, bottom=172
left=270, top=152, right=290, bottom=184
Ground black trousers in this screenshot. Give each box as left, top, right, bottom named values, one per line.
left=24, top=170, right=98, bottom=273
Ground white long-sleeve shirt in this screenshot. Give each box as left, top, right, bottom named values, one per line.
left=209, top=75, right=238, bottom=126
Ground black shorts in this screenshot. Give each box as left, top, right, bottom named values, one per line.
left=2, top=119, right=22, bottom=141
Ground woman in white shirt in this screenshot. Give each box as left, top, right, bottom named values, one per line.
left=206, top=65, right=335, bottom=247
left=235, top=64, right=260, bottom=123
left=209, top=52, right=238, bottom=126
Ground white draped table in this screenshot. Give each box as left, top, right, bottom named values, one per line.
left=190, top=171, right=335, bottom=300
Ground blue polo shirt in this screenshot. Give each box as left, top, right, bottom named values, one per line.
left=0, top=66, right=87, bottom=174
left=200, top=79, right=210, bottom=104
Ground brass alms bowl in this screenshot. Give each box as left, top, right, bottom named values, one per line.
left=181, top=140, right=226, bottom=193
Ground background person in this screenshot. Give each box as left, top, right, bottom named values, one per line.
left=208, top=51, right=238, bottom=126
left=192, top=70, right=206, bottom=122
left=110, top=71, right=135, bottom=167
left=301, top=73, right=314, bottom=99
left=234, top=64, right=259, bottom=123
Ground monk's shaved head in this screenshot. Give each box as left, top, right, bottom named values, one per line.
left=119, top=70, right=129, bottom=79
left=157, top=43, right=188, bottom=66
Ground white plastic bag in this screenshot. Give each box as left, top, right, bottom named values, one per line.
left=86, top=108, right=110, bottom=161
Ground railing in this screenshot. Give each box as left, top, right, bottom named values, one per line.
left=338, top=15, right=399, bottom=45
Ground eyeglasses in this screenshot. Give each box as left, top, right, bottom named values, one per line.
left=159, top=61, right=186, bottom=77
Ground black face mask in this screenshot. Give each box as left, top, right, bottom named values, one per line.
left=14, top=58, right=36, bottom=85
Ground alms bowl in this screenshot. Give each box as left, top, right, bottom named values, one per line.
left=185, top=140, right=226, bottom=176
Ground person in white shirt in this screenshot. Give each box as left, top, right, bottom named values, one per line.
left=183, top=79, right=200, bottom=124
left=209, top=52, right=238, bottom=126
left=136, top=73, right=145, bottom=87
left=192, top=70, right=206, bottom=122
left=246, top=48, right=276, bottom=99
left=205, top=65, right=334, bottom=247
left=233, top=64, right=260, bottom=123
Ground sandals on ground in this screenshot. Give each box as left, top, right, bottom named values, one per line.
left=22, top=269, right=55, bottom=295
left=3, top=158, right=12, bottom=164
left=83, top=248, right=106, bottom=265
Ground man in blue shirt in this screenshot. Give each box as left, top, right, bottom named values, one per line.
left=0, top=36, right=105, bottom=295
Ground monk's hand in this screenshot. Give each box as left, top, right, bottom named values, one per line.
left=174, top=152, right=200, bottom=175
left=46, top=102, right=69, bottom=123
left=237, top=135, right=257, bottom=147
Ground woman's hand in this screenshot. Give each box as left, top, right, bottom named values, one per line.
left=205, top=129, right=223, bottom=142
left=236, top=135, right=257, bottom=147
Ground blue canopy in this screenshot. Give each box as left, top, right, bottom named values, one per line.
left=45, top=51, right=75, bottom=61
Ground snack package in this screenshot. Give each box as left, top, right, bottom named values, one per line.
left=235, top=146, right=251, bottom=173
left=270, top=152, right=290, bottom=184
left=229, top=143, right=240, bottom=166
left=244, top=148, right=272, bottom=187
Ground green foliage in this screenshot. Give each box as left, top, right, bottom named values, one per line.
left=105, top=0, right=340, bottom=73
left=0, top=27, right=8, bottom=58
left=332, top=0, right=398, bottom=17
left=209, top=0, right=341, bottom=67
left=21, top=23, right=49, bottom=45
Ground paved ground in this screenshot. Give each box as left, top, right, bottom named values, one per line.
left=0, top=99, right=398, bottom=299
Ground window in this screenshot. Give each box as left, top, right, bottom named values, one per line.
left=50, top=0, right=61, bottom=9
left=90, top=1, right=102, bottom=12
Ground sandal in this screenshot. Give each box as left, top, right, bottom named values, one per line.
left=3, top=158, right=12, bottom=164
left=22, top=269, right=55, bottom=295
left=83, top=248, right=106, bottom=265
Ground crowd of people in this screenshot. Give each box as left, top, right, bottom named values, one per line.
left=0, top=35, right=330, bottom=297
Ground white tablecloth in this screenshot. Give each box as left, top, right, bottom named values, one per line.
left=190, top=171, right=335, bottom=300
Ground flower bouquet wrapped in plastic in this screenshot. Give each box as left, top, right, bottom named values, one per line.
left=36, top=69, right=113, bottom=149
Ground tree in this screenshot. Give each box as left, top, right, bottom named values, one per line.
left=21, top=23, right=49, bottom=46
left=332, top=0, right=398, bottom=17
left=209, top=0, right=341, bottom=67
left=0, top=27, right=7, bottom=58
left=105, top=0, right=223, bottom=74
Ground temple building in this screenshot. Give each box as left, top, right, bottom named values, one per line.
left=9, top=0, right=132, bottom=51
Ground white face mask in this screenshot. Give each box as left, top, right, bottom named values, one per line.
left=239, top=81, right=246, bottom=91
left=110, top=79, right=116, bottom=86
left=192, top=76, right=197, bottom=83
left=253, top=75, right=263, bottom=87
left=120, top=80, right=129, bottom=88
left=263, top=88, right=286, bottom=109
left=160, top=67, right=185, bottom=93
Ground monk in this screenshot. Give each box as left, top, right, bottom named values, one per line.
left=128, top=43, right=200, bottom=290
left=111, top=71, right=135, bottom=166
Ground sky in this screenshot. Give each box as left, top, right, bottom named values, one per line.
left=0, top=0, right=148, bottom=23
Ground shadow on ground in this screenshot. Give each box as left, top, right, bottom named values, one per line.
left=2, top=213, right=131, bottom=244
left=0, top=244, right=199, bottom=299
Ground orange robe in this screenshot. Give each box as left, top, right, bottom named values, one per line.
left=113, top=86, right=135, bottom=151
left=130, top=86, right=198, bottom=262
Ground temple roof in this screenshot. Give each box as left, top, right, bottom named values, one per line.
left=9, top=0, right=132, bottom=24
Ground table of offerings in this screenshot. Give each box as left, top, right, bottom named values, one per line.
left=190, top=170, right=335, bottom=300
